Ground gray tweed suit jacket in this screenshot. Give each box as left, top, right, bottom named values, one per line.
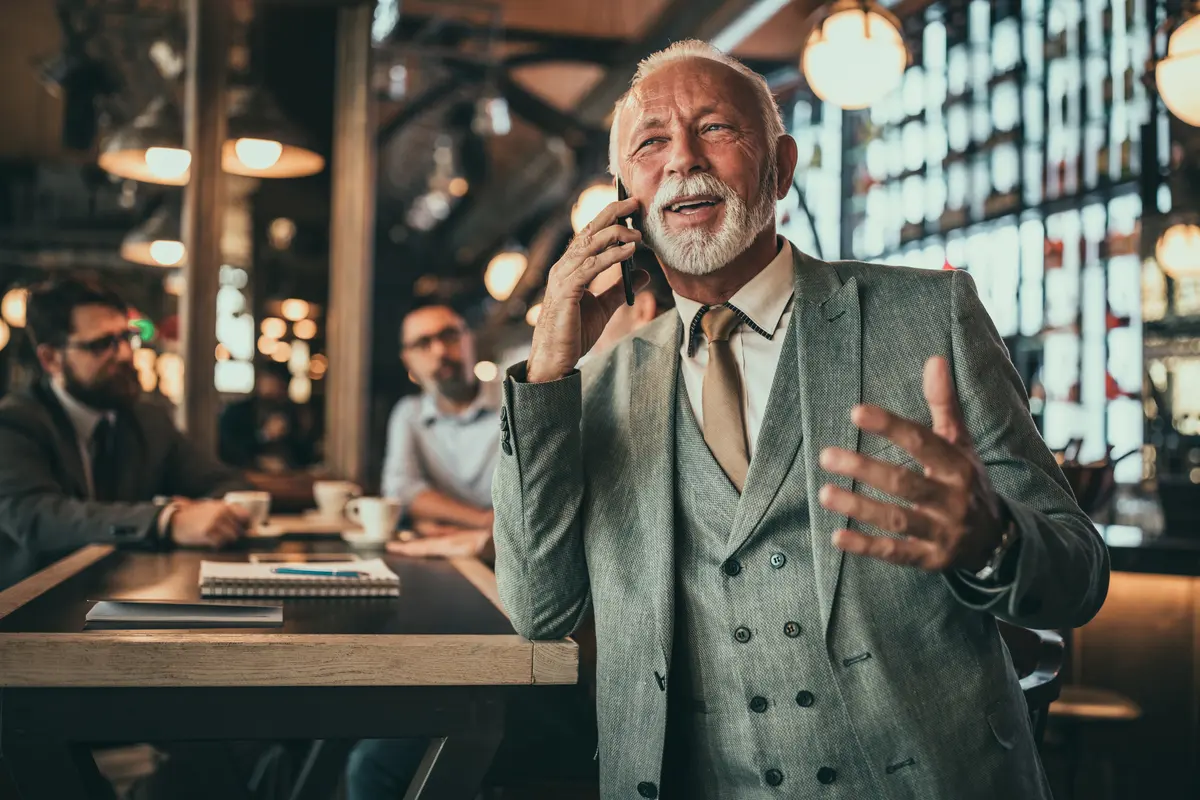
left=493, top=246, right=1109, bottom=799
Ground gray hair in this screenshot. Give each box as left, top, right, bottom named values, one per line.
left=608, top=40, right=787, bottom=183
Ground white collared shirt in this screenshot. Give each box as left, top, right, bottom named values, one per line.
left=50, top=379, right=116, bottom=500
left=673, top=239, right=795, bottom=460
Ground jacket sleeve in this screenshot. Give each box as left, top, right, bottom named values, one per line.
left=491, top=363, right=591, bottom=641
left=941, top=269, right=1110, bottom=629
left=0, top=424, right=161, bottom=552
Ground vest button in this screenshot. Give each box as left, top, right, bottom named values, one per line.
left=783, top=621, right=802, bottom=638
left=769, top=552, right=786, bottom=569
left=796, top=690, right=816, bottom=707
left=722, top=558, right=742, bottom=577
left=637, top=781, right=658, bottom=798
left=765, top=768, right=784, bottom=787
left=749, top=695, right=768, bottom=713
left=733, top=626, right=752, bottom=643
left=816, top=766, right=837, bottom=785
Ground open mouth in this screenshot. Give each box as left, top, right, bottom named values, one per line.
left=665, top=196, right=724, bottom=216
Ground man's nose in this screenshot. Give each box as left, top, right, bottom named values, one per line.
left=663, top=132, right=709, bottom=177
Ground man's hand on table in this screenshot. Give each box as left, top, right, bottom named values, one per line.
left=164, top=500, right=251, bottom=548
left=387, top=529, right=492, bottom=559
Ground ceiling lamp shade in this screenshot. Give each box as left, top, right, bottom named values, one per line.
left=485, top=251, right=527, bottom=301
left=572, top=182, right=619, bottom=234
left=1156, top=222, right=1200, bottom=279
left=121, top=207, right=186, bottom=267
left=801, top=0, right=909, bottom=110
left=1156, top=16, right=1200, bottom=127
left=223, top=86, right=325, bottom=178
left=98, top=96, right=191, bottom=185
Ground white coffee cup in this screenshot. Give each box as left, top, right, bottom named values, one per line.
left=344, top=497, right=402, bottom=543
left=313, top=480, right=362, bottom=519
left=223, top=490, right=272, bottom=532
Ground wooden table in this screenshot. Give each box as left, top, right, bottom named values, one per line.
left=0, top=532, right=577, bottom=800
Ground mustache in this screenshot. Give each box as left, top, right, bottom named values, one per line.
left=649, top=173, right=736, bottom=217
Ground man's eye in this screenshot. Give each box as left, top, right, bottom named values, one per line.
left=639, top=138, right=663, bottom=149
left=704, top=124, right=728, bottom=132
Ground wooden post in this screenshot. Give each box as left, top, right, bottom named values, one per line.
left=178, top=0, right=230, bottom=450
left=325, top=5, right=376, bottom=483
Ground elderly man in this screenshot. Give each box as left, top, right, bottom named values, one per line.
left=493, top=41, right=1108, bottom=800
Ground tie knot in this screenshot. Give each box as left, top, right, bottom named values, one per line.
left=701, top=306, right=740, bottom=343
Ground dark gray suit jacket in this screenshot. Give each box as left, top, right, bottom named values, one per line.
left=0, top=382, right=247, bottom=589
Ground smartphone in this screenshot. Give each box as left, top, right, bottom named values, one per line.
left=614, top=178, right=638, bottom=306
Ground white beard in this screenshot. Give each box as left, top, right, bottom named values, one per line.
left=643, top=165, right=777, bottom=276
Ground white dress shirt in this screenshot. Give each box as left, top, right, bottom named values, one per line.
left=673, top=239, right=795, bottom=461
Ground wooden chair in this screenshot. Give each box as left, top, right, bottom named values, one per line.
left=997, top=621, right=1065, bottom=745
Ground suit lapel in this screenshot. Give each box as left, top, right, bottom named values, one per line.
left=794, top=254, right=862, bottom=637
left=726, top=310, right=802, bottom=555
left=630, top=315, right=681, bottom=665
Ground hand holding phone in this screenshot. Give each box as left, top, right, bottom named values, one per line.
left=524, top=195, right=642, bottom=383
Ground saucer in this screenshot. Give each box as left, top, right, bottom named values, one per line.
left=341, top=531, right=388, bottom=548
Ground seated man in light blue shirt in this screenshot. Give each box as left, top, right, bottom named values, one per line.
left=382, top=304, right=500, bottom=559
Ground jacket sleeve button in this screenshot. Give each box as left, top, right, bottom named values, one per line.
left=637, top=781, right=658, bottom=798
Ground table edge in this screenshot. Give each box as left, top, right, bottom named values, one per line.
left=0, top=544, right=114, bottom=621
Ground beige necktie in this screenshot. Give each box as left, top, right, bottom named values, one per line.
left=701, top=306, right=749, bottom=492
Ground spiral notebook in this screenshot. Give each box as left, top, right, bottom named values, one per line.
left=199, top=559, right=401, bottom=598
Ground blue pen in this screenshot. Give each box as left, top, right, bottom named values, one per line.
left=271, top=567, right=366, bottom=578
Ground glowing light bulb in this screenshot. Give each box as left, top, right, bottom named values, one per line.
left=571, top=183, right=618, bottom=234
left=261, top=317, right=288, bottom=339
left=474, top=361, right=499, bottom=382
left=1157, top=17, right=1200, bottom=126
left=526, top=303, right=543, bottom=326
left=485, top=252, right=527, bottom=301
left=1, top=288, right=27, bottom=328
left=293, top=319, right=317, bottom=340
left=280, top=299, right=310, bottom=321
left=144, top=147, right=192, bottom=180
left=149, top=240, right=186, bottom=266
left=1157, top=223, right=1200, bottom=279
left=234, top=138, right=284, bottom=170
left=0, top=320, right=9, bottom=352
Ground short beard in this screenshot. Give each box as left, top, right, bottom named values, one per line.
left=434, top=367, right=478, bottom=406
left=643, top=159, right=778, bottom=277
left=63, top=361, right=140, bottom=411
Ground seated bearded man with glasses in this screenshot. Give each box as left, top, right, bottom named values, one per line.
left=380, top=304, right=499, bottom=560
left=0, top=275, right=251, bottom=589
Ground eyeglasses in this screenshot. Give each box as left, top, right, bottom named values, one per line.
left=402, top=326, right=465, bottom=354
left=64, top=329, right=136, bottom=356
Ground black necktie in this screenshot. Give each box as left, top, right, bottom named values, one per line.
left=91, top=417, right=116, bottom=502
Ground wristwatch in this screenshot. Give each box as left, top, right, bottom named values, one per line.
left=973, top=519, right=1019, bottom=582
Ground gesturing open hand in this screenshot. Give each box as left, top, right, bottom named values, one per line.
left=818, top=356, right=1008, bottom=572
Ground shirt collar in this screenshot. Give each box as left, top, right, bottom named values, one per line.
left=673, top=237, right=795, bottom=357
left=50, top=379, right=114, bottom=444
left=419, top=381, right=501, bottom=426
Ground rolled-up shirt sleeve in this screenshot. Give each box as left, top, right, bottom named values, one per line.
left=381, top=399, right=431, bottom=505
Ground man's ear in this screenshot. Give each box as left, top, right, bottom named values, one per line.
left=35, top=343, right=62, bottom=377
left=775, top=135, right=799, bottom=200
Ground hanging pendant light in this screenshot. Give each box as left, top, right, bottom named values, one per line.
left=97, top=96, right=191, bottom=185
left=121, top=206, right=186, bottom=267
left=1156, top=15, right=1200, bottom=127
left=801, top=0, right=909, bottom=110
left=223, top=86, right=325, bottom=178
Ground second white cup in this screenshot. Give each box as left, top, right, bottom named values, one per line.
left=344, top=497, right=402, bottom=543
